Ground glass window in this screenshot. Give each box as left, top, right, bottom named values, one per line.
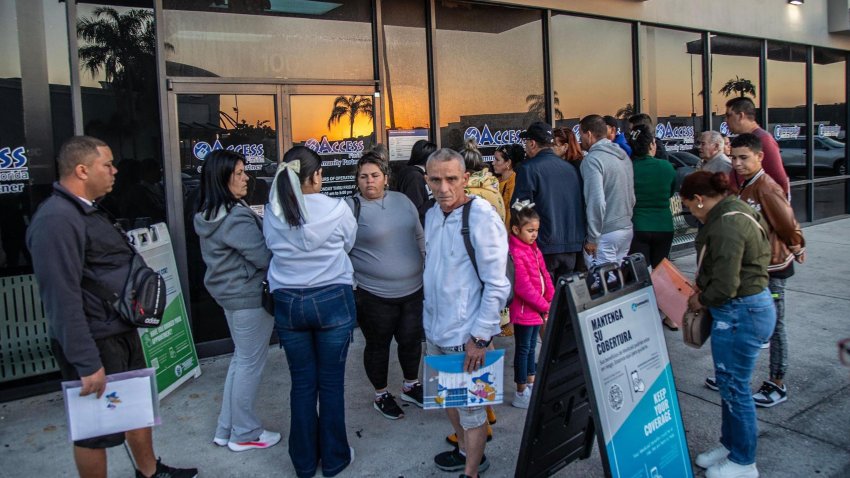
left=382, top=0, right=429, bottom=131
left=767, top=42, right=808, bottom=181
left=291, top=94, right=376, bottom=197
left=791, top=184, right=809, bottom=223
left=813, top=48, right=847, bottom=179
left=435, top=2, right=543, bottom=156
left=709, top=35, right=761, bottom=132
left=551, top=14, right=633, bottom=141
left=814, top=180, right=847, bottom=220
left=0, top=0, right=73, bottom=275
left=77, top=2, right=166, bottom=229
left=640, top=26, right=703, bottom=153
left=162, top=0, right=374, bottom=80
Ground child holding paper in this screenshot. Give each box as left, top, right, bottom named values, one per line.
left=508, top=201, right=554, bottom=409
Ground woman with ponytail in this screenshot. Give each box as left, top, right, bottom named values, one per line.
left=263, top=146, right=357, bottom=478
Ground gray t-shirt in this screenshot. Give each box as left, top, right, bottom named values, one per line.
left=346, top=191, right=425, bottom=298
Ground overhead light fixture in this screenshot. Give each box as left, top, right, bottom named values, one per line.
left=788, top=0, right=803, bottom=5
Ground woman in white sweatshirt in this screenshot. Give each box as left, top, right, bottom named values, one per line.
left=263, top=146, right=357, bottom=478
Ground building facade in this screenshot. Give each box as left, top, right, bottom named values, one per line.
left=2, top=0, right=848, bottom=394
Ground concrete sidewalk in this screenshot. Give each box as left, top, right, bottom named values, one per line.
left=1, top=219, right=849, bottom=478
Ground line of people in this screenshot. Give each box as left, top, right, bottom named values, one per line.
left=29, top=92, right=803, bottom=477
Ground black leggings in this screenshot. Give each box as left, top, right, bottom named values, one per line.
left=629, top=231, right=674, bottom=268
left=355, top=287, right=424, bottom=390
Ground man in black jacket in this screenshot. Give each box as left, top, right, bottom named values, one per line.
left=26, top=136, right=196, bottom=478
left=512, top=122, right=586, bottom=280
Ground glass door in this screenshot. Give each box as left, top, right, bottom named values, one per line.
left=167, top=83, right=378, bottom=349
left=170, top=85, right=280, bottom=345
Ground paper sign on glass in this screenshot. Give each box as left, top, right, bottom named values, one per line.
left=423, top=350, right=504, bottom=409
left=62, top=368, right=160, bottom=441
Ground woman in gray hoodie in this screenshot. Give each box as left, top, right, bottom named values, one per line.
left=194, top=150, right=279, bottom=452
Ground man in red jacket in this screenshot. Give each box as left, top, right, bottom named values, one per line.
left=724, top=97, right=790, bottom=198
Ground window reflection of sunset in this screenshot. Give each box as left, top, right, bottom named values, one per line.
left=218, top=95, right=276, bottom=129
left=290, top=95, right=375, bottom=143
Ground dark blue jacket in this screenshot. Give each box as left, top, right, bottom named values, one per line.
left=26, top=183, right=135, bottom=377
left=511, top=148, right=586, bottom=254
left=614, top=132, right=633, bottom=157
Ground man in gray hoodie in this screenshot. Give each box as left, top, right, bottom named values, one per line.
left=578, top=115, right=636, bottom=269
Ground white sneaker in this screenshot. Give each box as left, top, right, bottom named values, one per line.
left=706, top=458, right=758, bottom=478
left=227, top=430, right=282, bottom=452
left=212, top=436, right=228, bottom=447
left=512, top=388, right=531, bottom=409
left=696, top=445, right=730, bottom=469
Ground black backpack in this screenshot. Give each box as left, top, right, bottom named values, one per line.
left=461, top=198, right=515, bottom=306
left=82, top=247, right=167, bottom=329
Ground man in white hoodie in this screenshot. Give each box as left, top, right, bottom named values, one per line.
left=423, top=149, right=511, bottom=478
left=579, top=114, right=636, bottom=270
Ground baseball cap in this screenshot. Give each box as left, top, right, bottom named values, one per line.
left=519, top=121, right=554, bottom=144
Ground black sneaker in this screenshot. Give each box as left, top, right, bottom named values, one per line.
left=753, top=380, right=787, bottom=408
left=135, top=458, right=197, bottom=478
left=434, top=449, right=489, bottom=473
left=401, top=382, right=424, bottom=408
left=374, top=392, right=404, bottom=419
left=705, top=377, right=718, bottom=391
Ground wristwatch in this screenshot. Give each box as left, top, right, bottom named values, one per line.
left=472, top=336, right=492, bottom=349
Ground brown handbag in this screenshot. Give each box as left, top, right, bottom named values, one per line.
left=682, top=307, right=712, bottom=348
left=683, top=245, right=712, bottom=348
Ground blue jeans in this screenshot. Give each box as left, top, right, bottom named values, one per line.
left=513, top=324, right=540, bottom=385
left=709, top=288, right=776, bottom=466
left=767, top=277, right=787, bottom=380
left=274, top=284, right=356, bottom=478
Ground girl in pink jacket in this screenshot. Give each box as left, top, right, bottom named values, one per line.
left=508, top=202, right=555, bottom=409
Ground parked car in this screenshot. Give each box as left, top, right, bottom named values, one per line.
left=668, top=151, right=699, bottom=192
left=777, top=136, right=847, bottom=176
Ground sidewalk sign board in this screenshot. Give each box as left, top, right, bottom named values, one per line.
left=570, top=255, right=693, bottom=478
left=128, top=223, right=201, bottom=399
left=515, top=276, right=596, bottom=477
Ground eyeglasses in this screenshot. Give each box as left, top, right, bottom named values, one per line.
left=840, top=338, right=850, bottom=367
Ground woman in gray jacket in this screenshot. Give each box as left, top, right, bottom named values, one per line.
left=194, top=150, right=280, bottom=452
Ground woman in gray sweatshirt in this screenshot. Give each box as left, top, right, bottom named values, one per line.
left=345, top=152, right=426, bottom=421
left=193, top=150, right=279, bottom=452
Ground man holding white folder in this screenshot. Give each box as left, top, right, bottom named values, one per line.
left=26, top=136, right=197, bottom=478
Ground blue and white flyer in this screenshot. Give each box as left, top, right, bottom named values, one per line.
left=423, top=350, right=505, bottom=409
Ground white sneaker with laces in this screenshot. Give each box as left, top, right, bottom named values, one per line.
left=512, top=388, right=531, bottom=409
left=212, top=437, right=228, bottom=447
left=696, top=444, right=730, bottom=468
left=227, top=430, right=282, bottom=452
left=706, top=458, right=758, bottom=478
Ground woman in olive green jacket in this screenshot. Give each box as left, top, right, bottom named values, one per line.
left=681, top=171, right=775, bottom=478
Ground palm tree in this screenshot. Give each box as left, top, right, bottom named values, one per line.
left=719, top=76, right=757, bottom=98
left=526, top=91, right=564, bottom=121
left=327, top=96, right=374, bottom=139
left=77, top=7, right=173, bottom=157
left=616, top=103, right=635, bottom=120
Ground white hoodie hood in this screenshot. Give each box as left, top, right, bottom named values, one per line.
left=264, top=193, right=357, bottom=290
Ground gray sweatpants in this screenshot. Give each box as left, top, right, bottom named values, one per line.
left=216, top=307, right=275, bottom=443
